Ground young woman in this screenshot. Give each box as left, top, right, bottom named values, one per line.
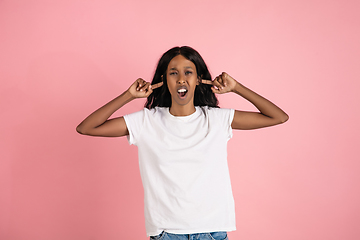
left=77, top=46, right=288, bottom=240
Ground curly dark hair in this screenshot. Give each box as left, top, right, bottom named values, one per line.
left=145, top=46, right=218, bottom=109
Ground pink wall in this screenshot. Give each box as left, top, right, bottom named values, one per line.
left=1, top=0, right=359, bottom=239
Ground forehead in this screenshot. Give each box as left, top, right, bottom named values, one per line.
left=167, top=55, right=196, bottom=70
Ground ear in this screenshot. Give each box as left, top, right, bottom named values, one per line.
left=197, top=75, right=201, bottom=85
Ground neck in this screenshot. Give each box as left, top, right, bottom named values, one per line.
left=169, top=104, right=196, bottom=116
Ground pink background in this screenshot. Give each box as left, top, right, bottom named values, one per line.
left=1, top=0, right=359, bottom=239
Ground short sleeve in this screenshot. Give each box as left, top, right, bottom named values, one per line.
left=123, top=109, right=146, bottom=145
left=207, top=107, right=235, bottom=140
left=222, top=108, right=235, bottom=139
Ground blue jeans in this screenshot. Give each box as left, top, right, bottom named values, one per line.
left=150, top=231, right=228, bottom=240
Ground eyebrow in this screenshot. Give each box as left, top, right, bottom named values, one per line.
left=169, top=66, right=194, bottom=71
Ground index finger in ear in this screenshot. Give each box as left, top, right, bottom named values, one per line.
left=151, top=81, right=163, bottom=89
left=201, top=79, right=213, bottom=85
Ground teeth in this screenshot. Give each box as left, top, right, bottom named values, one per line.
left=178, top=89, right=187, bottom=93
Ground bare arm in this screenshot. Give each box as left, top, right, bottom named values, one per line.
left=76, top=78, right=160, bottom=137
left=208, top=72, right=289, bottom=130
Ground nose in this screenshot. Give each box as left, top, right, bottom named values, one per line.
left=177, top=74, right=186, bottom=84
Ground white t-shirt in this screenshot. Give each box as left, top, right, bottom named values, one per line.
left=123, top=106, right=236, bottom=236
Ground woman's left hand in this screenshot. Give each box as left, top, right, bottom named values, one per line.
left=207, top=72, right=238, bottom=94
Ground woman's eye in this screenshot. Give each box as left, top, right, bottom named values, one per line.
left=170, top=72, right=177, bottom=75
left=185, top=71, right=192, bottom=75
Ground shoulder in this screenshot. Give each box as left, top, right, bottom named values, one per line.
left=126, top=107, right=169, bottom=120
left=200, top=106, right=235, bottom=124
left=150, top=107, right=169, bottom=117
left=200, top=106, right=234, bottom=116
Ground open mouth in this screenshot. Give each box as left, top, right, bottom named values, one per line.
left=177, top=87, right=188, bottom=98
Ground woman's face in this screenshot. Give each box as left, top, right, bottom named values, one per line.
left=166, top=55, right=199, bottom=109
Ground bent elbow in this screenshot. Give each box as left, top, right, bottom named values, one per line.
left=280, top=113, right=289, bottom=123
left=76, top=124, right=86, bottom=135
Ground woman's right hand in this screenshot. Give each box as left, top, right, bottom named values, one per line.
left=128, top=78, right=153, bottom=98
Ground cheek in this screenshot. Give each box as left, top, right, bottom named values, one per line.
left=166, top=81, right=176, bottom=95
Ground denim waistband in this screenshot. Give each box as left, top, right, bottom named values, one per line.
left=150, top=231, right=228, bottom=240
